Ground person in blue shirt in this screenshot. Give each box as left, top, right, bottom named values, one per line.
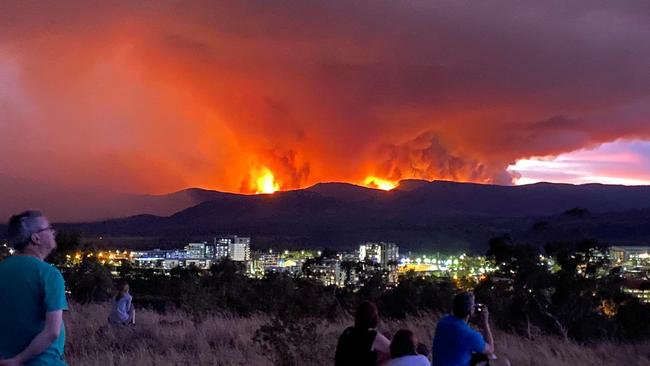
left=0, top=211, right=68, bottom=366
left=432, top=292, right=509, bottom=366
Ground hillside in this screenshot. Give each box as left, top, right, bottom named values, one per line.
left=4, top=181, right=650, bottom=251
left=66, top=303, right=650, bottom=366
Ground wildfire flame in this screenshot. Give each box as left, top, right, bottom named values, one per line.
left=364, top=176, right=398, bottom=191
left=253, top=167, right=280, bottom=194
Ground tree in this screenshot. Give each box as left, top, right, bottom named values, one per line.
left=67, top=256, right=113, bottom=303
left=47, top=229, right=82, bottom=266
left=486, top=236, right=565, bottom=339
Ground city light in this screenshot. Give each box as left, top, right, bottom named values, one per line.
left=4, top=234, right=644, bottom=303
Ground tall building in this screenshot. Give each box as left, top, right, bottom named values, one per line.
left=214, top=236, right=251, bottom=261
left=359, top=243, right=381, bottom=263
left=214, top=237, right=233, bottom=259
left=359, top=242, right=399, bottom=267
left=306, top=259, right=343, bottom=287
left=229, top=241, right=250, bottom=261
left=205, top=245, right=216, bottom=259
left=381, top=242, right=399, bottom=266
left=215, top=242, right=229, bottom=259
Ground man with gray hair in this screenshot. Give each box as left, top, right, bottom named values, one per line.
left=0, top=211, right=68, bottom=366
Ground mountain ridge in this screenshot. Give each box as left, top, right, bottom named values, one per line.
left=37, top=180, right=650, bottom=252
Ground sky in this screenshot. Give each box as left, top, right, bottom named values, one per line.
left=509, top=140, right=650, bottom=186
left=1, top=1, right=650, bottom=219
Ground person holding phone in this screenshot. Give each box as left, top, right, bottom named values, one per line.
left=431, top=292, right=509, bottom=366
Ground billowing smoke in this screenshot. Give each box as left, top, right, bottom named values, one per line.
left=239, top=148, right=310, bottom=193
left=0, top=0, right=649, bottom=220
left=374, top=131, right=516, bottom=185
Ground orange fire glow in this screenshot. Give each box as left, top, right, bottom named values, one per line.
left=3, top=0, right=648, bottom=214
left=364, top=176, right=398, bottom=191
left=252, top=167, right=280, bottom=194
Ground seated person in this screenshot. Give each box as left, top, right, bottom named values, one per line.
left=385, top=329, right=430, bottom=366
left=416, top=342, right=430, bottom=358
left=432, top=292, right=509, bottom=366
left=335, top=301, right=390, bottom=366
left=108, top=282, right=135, bottom=326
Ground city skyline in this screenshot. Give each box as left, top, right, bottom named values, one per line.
left=11, top=236, right=645, bottom=303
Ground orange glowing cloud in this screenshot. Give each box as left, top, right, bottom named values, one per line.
left=0, top=0, right=649, bottom=219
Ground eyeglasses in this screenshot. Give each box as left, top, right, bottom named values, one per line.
left=34, top=226, right=57, bottom=236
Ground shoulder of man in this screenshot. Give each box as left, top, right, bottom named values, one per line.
left=442, top=314, right=456, bottom=322
left=2, top=255, right=45, bottom=273
left=461, top=323, right=486, bottom=351
left=436, top=314, right=455, bottom=327
left=41, top=262, right=68, bottom=312
left=41, top=261, right=65, bottom=277
left=460, top=321, right=481, bottom=335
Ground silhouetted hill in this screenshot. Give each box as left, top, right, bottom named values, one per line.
left=393, top=179, right=431, bottom=191
left=58, top=181, right=650, bottom=252
left=305, top=182, right=384, bottom=201
left=520, top=208, right=650, bottom=246
left=0, top=172, right=232, bottom=222
left=392, top=181, right=650, bottom=216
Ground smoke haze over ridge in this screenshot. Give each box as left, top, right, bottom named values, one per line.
left=1, top=1, right=650, bottom=220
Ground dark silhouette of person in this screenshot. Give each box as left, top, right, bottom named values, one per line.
left=335, top=301, right=390, bottom=366
left=385, top=329, right=430, bottom=366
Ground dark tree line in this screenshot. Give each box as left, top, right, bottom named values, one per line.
left=475, top=236, right=650, bottom=341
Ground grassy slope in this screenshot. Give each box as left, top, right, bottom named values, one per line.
left=65, top=303, right=650, bottom=366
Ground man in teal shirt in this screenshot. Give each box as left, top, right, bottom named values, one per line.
left=0, top=211, right=68, bottom=366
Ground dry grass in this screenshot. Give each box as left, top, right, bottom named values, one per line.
left=64, top=303, right=650, bottom=366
